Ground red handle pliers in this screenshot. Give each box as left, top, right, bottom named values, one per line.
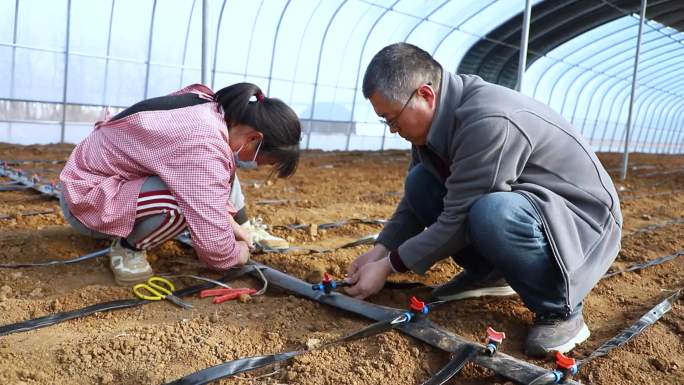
left=199, top=287, right=257, bottom=304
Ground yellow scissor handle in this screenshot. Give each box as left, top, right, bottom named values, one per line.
left=132, top=276, right=176, bottom=301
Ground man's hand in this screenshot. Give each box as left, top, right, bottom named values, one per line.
left=347, top=244, right=389, bottom=277
left=344, top=257, right=393, bottom=299
left=236, top=240, right=251, bottom=265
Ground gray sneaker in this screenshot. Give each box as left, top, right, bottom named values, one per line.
left=525, top=312, right=590, bottom=357
left=430, top=271, right=516, bottom=301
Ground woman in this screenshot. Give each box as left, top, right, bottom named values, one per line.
left=59, top=83, right=301, bottom=285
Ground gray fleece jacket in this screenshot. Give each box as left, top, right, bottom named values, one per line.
left=376, top=71, right=622, bottom=311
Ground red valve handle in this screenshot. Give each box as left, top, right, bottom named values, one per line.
left=486, top=326, right=506, bottom=343
left=322, top=272, right=333, bottom=284
left=555, top=351, right=576, bottom=370
left=409, top=296, right=425, bottom=312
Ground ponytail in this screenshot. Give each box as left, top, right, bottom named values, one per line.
left=215, top=83, right=301, bottom=178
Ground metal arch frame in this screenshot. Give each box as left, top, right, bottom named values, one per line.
left=306, top=0, right=348, bottom=149
left=211, top=0, right=228, bottom=89
left=675, top=106, right=684, bottom=153
left=634, top=75, right=684, bottom=150
left=536, top=25, right=661, bottom=115
left=329, top=1, right=378, bottom=123
left=516, top=0, right=532, bottom=91
left=586, top=77, right=629, bottom=147
left=142, top=0, right=158, bottom=99
left=533, top=0, right=680, bottom=103
left=345, top=0, right=401, bottom=151
left=600, top=0, right=684, bottom=47
left=180, top=0, right=197, bottom=88
left=656, top=99, right=684, bottom=154
left=621, top=0, right=645, bottom=174
left=286, top=1, right=323, bottom=106
left=615, top=59, right=684, bottom=151
left=639, top=92, right=683, bottom=152
left=537, top=21, right=648, bottom=107
left=597, top=58, right=684, bottom=153
left=266, top=0, right=291, bottom=95
left=604, top=66, right=676, bottom=150
left=631, top=78, right=684, bottom=151
left=562, top=30, right=684, bottom=146
left=494, top=1, right=625, bottom=88
left=668, top=104, right=684, bottom=153
left=657, top=100, right=684, bottom=153
left=556, top=34, right=663, bottom=124
left=242, top=0, right=265, bottom=82
left=596, top=43, right=684, bottom=150
left=102, top=0, right=116, bottom=105
left=599, top=84, right=633, bottom=151
left=60, top=0, right=72, bottom=143
left=649, top=98, right=683, bottom=153
left=9, top=0, right=19, bottom=98
left=430, top=1, right=498, bottom=59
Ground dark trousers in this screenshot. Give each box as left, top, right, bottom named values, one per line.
left=404, top=164, right=577, bottom=316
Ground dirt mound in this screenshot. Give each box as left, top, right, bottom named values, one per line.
left=1, top=145, right=683, bottom=385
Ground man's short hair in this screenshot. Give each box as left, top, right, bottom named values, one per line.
left=362, top=42, right=442, bottom=104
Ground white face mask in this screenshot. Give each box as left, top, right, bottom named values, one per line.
left=233, top=139, right=262, bottom=169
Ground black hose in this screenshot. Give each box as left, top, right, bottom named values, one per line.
left=418, top=345, right=479, bottom=385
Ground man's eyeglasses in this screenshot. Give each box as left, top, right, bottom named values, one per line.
left=379, top=82, right=432, bottom=130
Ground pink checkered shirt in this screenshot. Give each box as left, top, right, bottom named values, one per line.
left=59, top=84, right=246, bottom=270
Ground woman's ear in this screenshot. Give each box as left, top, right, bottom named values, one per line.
left=249, top=130, right=264, bottom=143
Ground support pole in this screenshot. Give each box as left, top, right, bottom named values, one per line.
left=60, top=0, right=72, bottom=143
left=201, top=0, right=209, bottom=85
left=621, top=0, right=647, bottom=180
left=516, top=0, right=532, bottom=92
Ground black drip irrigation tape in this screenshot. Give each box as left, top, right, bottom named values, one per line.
left=273, top=218, right=388, bottom=231
left=1, top=159, right=65, bottom=166
left=621, top=189, right=684, bottom=202
left=0, top=209, right=56, bottom=220
left=165, top=317, right=401, bottom=385
left=528, top=288, right=682, bottom=385
left=0, top=266, right=255, bottom=337
left=240, top=262, right=581, bottom=385
left=624, top=218, right=684, bottom=236
left=419, top=345, right=480, bottom=385
left=179, top=232, right=380, bottom=256
left=0, top=248, right=111, bottom=268
left=578, top=288, right=681, bottom=365
left=0, top=184, right=30, bottom=191
left=0, top=164, right=61, bottom=199
left=603, top=250, right=684, bottom=279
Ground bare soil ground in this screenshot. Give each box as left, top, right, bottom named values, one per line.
left=0, top=143, right=682, bottom=385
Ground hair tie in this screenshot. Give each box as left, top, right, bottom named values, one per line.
left=255, top=91, right=265, bottom=103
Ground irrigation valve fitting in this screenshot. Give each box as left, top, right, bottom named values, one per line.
left=311, top=272, right=349, bottom=294
left=484, top=326, right=506, bottom=356
left=552, top=351, right=578, bottom=383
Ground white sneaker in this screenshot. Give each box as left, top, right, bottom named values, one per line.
left=241, top=218, right=289, bottom=249
left=109, top=239, right=153, bottom=286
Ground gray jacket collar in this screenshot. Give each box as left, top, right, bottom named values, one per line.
left=424, top=71, right=463, bottom=161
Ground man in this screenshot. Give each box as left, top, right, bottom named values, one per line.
left=344, top=43, right=622, bottom=357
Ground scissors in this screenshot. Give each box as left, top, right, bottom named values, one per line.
left=132, top=276, right=193, bottom=309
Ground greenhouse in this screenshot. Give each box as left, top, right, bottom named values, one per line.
left=1, top=1, right=683, bottom=384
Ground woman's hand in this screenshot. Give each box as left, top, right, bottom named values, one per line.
left=236, top=240, right=251, bottom=265
left=230, top=215, right=253, bottom=249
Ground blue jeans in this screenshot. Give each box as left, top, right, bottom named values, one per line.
left=405, top=164, right=576, bottom=316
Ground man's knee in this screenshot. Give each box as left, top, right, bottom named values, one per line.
left=468, top=192, right=539, bottom=243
